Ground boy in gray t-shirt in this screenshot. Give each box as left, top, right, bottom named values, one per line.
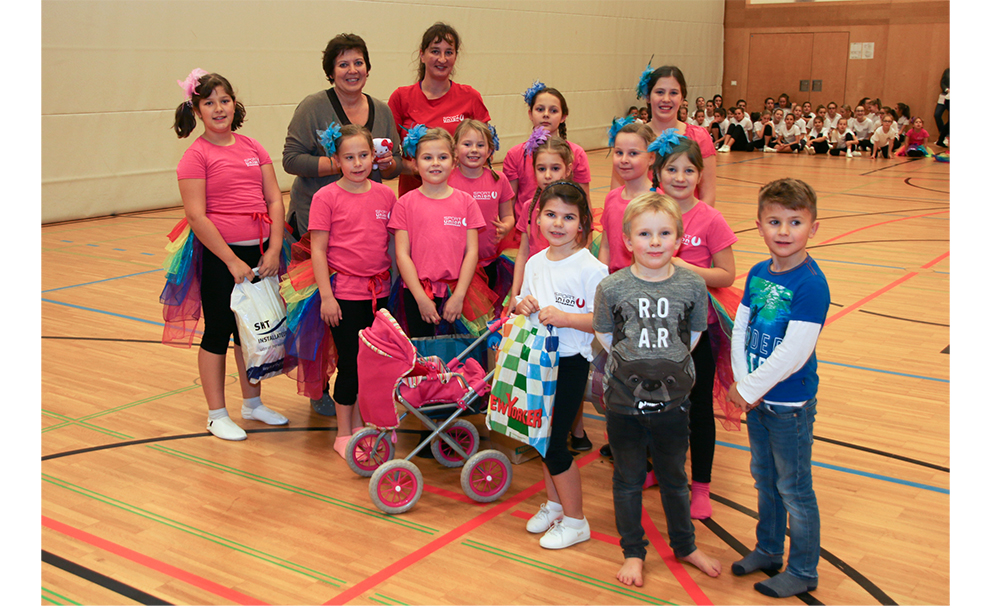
left=592, top=191, right=720, bottom=587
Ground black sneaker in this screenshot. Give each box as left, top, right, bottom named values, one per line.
left=569, top=431, right=592, bottom=452
left=599, top=443, right=613, bottom=459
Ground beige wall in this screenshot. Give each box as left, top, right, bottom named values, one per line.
left=41, top=0, right=725, bottom=223
left=722, top=0, right=949, bottom=126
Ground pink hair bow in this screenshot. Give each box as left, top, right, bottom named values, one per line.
left=178, top=68, right=209, bottom=103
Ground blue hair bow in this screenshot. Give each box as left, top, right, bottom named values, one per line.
left=635, top=64, right=655, bottom=100
left=523, top=80, right=545, bottom=105
left=315, top=121, right=342, bottom=157
left=607, top=116, right=637, bottom=147
left=401, top=123, right=428, bottom=158
left=648, top=128, right=683, bottom=157
left=488, top=124, right=500, bottom=152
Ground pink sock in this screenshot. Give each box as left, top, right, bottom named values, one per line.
left=334, top=435, right=351, bottom=459
left=690, top=481, right=712, bottom=519
left=642, top=471, right=658, bottom=489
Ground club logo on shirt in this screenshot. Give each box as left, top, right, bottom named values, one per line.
left=472, top=191, right=498, bottom=201
left=375, top=209, right=390, bottom=221
left=443, top=114, right=465, bottom=124
left=682, top=234, right=702, bottom=248
left=554, top=292, right=584, bottom=309
left=443, top=216, right=466, bottom=227
left=244, top=157, right=260, bottom=167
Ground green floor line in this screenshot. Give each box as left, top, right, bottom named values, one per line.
left=41, top=473, right=345, bottom=587
left=147, top=444, right=437, bottom=535
left=372, top=593, right=408, bottom=606
left=461, top=539, right=673, bottom=606
left=42, top=586, right=82, bottom=606
left=42, top=409, right=133, bottom=439
left=79, top=382, right=206, bottom=423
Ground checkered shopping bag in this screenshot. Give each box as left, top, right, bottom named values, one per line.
left=487, top=315, right=559, bottom=457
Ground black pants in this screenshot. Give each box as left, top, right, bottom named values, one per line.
left=726, top=124, right=754, bottom=151
left=199, top=242, right=267, bottom=355
left=329, top=297, right=388, bottom=405
left=934, top=99, right=949, bottom=142
left=402, top=289, right=446, bottom=338
left=752, top=125, right=773, bottom=150
left=542, top=354, right=591, bottom=476
left=688, top=332, right=716, bottom=484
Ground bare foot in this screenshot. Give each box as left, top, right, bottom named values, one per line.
left=616, top=557, right=644, bottom=587
left=680, top=548, right=722, bottom=577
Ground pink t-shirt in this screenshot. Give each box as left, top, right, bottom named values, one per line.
left=514, top=196, right=546, bottom=259
left=388, top=188, right=486, bottom=297
left=677, top=200, right=738, bottom=324
left=175, top=134, right=272, bottom=244
left=600, top=187, right=633, bottom=274
left=907, top=128, right=930, bottom=146
left=642, top=124, right=715, bottom=201
left=307, top=181, right=396, bottom=301
left=388, top=82, right=491, bottom=197
left=448, top=170, right=515, bottom=263
left=503, top=139, right=591, bottom=217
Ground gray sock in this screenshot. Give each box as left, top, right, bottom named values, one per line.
left=731, top=550, right=783, bottom=576
left=754, top=571, right=817, bottom=598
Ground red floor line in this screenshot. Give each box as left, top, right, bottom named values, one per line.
left=640, top=507, right=714, bottom=606
left=42, top=515, right=268, bottom=606
left=825, top=250, right=949, bottom=326
left=510, top=509, right=621, bottom=546
left=421, top=483, right=486, bottom=505
left=325, top=451, right=600, bottom=606
left=818, top=209, right=948, bottom=245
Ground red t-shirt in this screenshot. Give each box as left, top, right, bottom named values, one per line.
left=176, top=134, right=272, bottom=244
left=388, top=81, right=491, bottom=197
left=307, top=181, right=396, bottom=300
left=503, top=139, right=592, bottom=215
left=388, top=188, right=486, bottom=297
left=448, top=170, right=515, bottom=263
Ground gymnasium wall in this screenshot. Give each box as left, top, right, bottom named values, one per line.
left=41, top=0, right=725, bottom=224
left=722, top=0, right=949, bottom=127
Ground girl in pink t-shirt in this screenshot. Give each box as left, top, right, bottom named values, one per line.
left=598, top=119, right=657, bottom=274
left=306, top=124, right=396, bottom=458
left=448, top=119, right=515, bottom=296
left=390, top=126, right=487, bottom=338
left=167, top=69, right=288, bottom=442
left=503, top=82, right=592, bottom=216
left=897, top=117, right=935, bottom=158
left=651, top=135, right=737, bottom=519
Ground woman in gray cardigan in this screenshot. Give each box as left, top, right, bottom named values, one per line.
left=283, top=33, right=402, bottom=238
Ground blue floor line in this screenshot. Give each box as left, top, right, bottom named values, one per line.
left=41, top=298, right=163, bottom=327
left=582, top=413, right=948, bottom=494
left=818, top=360, right=948, bottom=383
left=42, top=269, right=164, bottom=294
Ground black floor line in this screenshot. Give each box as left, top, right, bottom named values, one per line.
left=42, top=550, right=173, bottom=606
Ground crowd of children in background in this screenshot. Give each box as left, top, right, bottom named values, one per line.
left=164, top=20, right=937, bottom=598
left=684, top=93, right=942, bottom=159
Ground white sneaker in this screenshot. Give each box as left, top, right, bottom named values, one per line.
left=718, top=144, right=730, bottom=153
left=943, top=137, right=949, bottom=147
left=242, top=404, right=289, bottom=425
left=763, top=146, right=777, bottom=153
left=805, top=146, right=815, bottom=155
left=539, top=518, right=591, bottom=549
left=526, top=503, right=564, bottom=534
left=846, top=150, right=854, bottom=158
left=208, top=416, right=247, bottom=441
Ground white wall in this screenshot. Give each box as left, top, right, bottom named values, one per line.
left=41, top=0, right=724, bottom=223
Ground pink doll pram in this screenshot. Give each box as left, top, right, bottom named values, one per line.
left=348, top=309, right=512, bottom=514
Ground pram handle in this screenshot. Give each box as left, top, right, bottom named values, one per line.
left=445, top=316, right=510, bottom=371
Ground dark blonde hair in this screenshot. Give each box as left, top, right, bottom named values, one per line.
left=757, top=178, right=817, bottom=220
left=527, top=136, right=575, bottom=224
left=538, top=181, right=593, bottom=249
left=650, top=137, right=704, bottom=191
left=414, top=126, right=454, bottom=157
left=334, top=124, right=374, bottom=155
left=454, top=119, right=499, bottom=180
left=173, top=73, right=245, bottom=138
left=622, top=191, right=684, bottom=238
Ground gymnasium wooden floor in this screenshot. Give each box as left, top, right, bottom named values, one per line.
left=39, top=147, right=950, bottom=606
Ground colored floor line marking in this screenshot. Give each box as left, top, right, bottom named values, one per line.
left=817, top=210, right=949, bottom=246
left=41, top=298, right=163, bottom=326
left=462, top=538, right=671, bottom=605
left=42, top=516, right=268, bottom=605
left=42, top=409, right=133, bottom=439
left=713, top=442, right=949, bottom=494
left=511, top=509, right=621, bottom=546
left=641, top=507, right=713, bottom=606
left=41, top=587, right=82, bottom=606
left=817, top=359, right=948, bottom=383
left=825, top=250, right=949, bottom=325
left=41, top=474, right=346, bottom=587
left=420, top=482, right=486, bottom=505
left=323, top=451, right=599, bottom=605
left=44, top=382, right=207, bottom=435
left=42, top=268, right=164, bottom=293
left=148, top=444, right=436, bottom=535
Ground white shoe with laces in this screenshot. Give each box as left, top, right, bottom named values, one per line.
left=526, top=503, right=564, bottom=534
left=539, top=518, right=591, bottom=549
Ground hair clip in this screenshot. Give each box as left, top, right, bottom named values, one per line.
left=648, top=128, right=683, bottom=158
left=401, top=123, right=428, bottom=158
left=635, top=61, right=654, bottom=100
left=178, top=68, right=208, bottom=105
left=524, top=126, right=550, bottom=158
left=487, top=124, right=500, bottom=152
left=315, top=122, right=343, bottom=157
left=523, top=80, right=546, bottom=105
left=607, top=116, right=637, bottom=147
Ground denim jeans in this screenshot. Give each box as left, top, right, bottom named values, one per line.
left=746, top=399, right=820, bottom=581
left=606, top=403, right=695, bottom=560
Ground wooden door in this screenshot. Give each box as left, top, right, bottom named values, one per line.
left=745, top=32, right=849, bottom=111
left=809, top=32, right=849, bottom=108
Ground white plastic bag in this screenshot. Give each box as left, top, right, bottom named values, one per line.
left=230, top=269, right=289, bottom=384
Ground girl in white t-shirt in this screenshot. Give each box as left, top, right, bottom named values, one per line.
left=517, top=181, right=608, bottom=550
left=774, top=113, right=803, bottom=153
left=802, top=116, right=831, bottom=155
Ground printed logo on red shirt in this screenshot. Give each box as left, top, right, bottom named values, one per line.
left=443, top=114, right=465, bottom=124
left=443, top=216, right=466, bottom=227
left=375, top=210, right=390, bottom=221
left=472, top=191, right=498, bottom=201
left=244, top=157, right=260, bottom=167
left=682, top=234, right=702, bottom=247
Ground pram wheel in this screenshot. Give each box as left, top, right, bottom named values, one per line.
left=346, top=428, right=395, bottom=477
left=370, top=460, right=423, bottom=514
left=430, top=419, right=480, bottom=468
left=461, top=450, right=513, bottom=503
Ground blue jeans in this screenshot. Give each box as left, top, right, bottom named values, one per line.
left=606, top=403, right=695, bottom=560
left=746, top=399, right=820, bottom=581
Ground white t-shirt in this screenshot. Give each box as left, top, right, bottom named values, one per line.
left=776, top=123, right=802, bottom=143
left=848, top=117, right=875, bottom=140
left=871, top=125, right=897, bottom=149
left=794, top=118, right=808, bottom=133
left=516, top=247, right=608, bottom=360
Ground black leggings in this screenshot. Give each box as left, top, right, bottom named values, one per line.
left=688, top=331, right=716, bottom=484
left=402, top=289, right=446, bottom=338
left=752, top=125, right=773, bottom=150
left=725, top=124, right=754, bottom=151
left=329, top=297, right=388, bottom=405
left=542, top=354, right=591, bottom=476
left=199, top=242, right=267, bottom=355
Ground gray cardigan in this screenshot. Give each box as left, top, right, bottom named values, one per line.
left=282, top=89, right=402, bottom=235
